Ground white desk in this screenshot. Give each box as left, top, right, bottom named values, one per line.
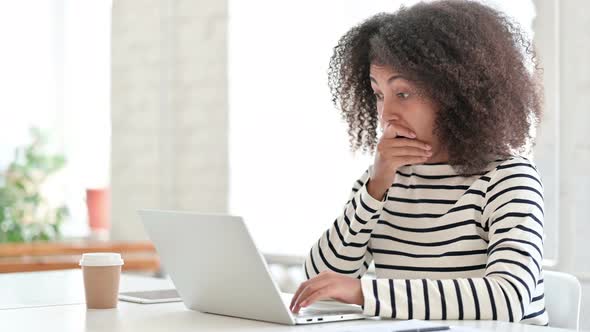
left=0, top=270, right=576, bottom=332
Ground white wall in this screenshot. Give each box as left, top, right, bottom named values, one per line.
left=533, top=0, right=590, bottom=328
left=557, top=0, right=590, bottom=328
left=110, top=0, right=228, bottom=241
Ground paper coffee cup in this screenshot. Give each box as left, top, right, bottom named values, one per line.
left=79, top=253, right=124, bottom=309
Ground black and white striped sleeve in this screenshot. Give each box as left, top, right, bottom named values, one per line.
left=360, top=160, right=545, bottom=322
left=304, top=166, right=387, bottom=280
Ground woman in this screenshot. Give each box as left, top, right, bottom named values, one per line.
left=289, top=0, right=547, bottom=325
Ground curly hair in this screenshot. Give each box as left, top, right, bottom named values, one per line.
left=328, top=0, right=543, bottom=174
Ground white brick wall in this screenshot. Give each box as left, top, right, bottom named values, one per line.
left=532, top=0, right=560, bottom=263
left=534, top=0, right=590, bottom=328
left=111, top=0, right=228, bottom=241
left=558, top=1, right=590, bottom=328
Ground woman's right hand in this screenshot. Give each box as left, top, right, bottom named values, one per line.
left=367, top=122, right=433, bottom=200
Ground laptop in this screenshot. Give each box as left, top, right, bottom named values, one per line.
left=138, top=209, right=367, bottom=325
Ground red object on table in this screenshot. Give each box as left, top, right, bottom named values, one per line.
left=86, top=188, right=110, bottom=230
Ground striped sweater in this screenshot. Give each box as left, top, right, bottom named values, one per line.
left=304, top=156, right=547, bottom=325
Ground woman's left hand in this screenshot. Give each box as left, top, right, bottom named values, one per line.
left=289, top=270, right=364, bottom=313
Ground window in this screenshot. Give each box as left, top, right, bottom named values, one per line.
left=0, top=0, right=111, bottom=237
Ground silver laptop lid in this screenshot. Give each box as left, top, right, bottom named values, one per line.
left=138, top=210, right=295, bottom=325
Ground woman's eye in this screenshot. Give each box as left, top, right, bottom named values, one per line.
left=397, top=92, right=410, bottom=99
left=373, top=93, right=383, bottom=100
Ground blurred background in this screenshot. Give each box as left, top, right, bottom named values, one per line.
left=0, top=0, right=588, bottom=328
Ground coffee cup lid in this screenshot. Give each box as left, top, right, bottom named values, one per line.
left=79, top=253, right=124, bottom=267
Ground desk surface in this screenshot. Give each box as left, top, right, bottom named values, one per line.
left=0, top=270, right=576, bottom=332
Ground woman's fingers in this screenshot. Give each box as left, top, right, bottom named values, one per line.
left=289, top=272, right=330, bottom=311
left=296, top=285, right=337, bottom=312
left=381, top=137, right=431, bottom=150
left=382, top=122, right=416, bottom=139
left=290, top=274, right=320, bottom=309
left=376, top=137, right=432, bottom=162
left=290, top=281, right=308, bottom=310
left=376, top=140, right=432, bottom=157
left=387, top=146, right=432, bottom=157
left=291, top=278, right=332, bottom=312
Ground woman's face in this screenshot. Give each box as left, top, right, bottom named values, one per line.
left=369, top=63, right=448, bottom=163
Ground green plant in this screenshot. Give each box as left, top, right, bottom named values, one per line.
left=0, top=127, right=69, bottom=242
